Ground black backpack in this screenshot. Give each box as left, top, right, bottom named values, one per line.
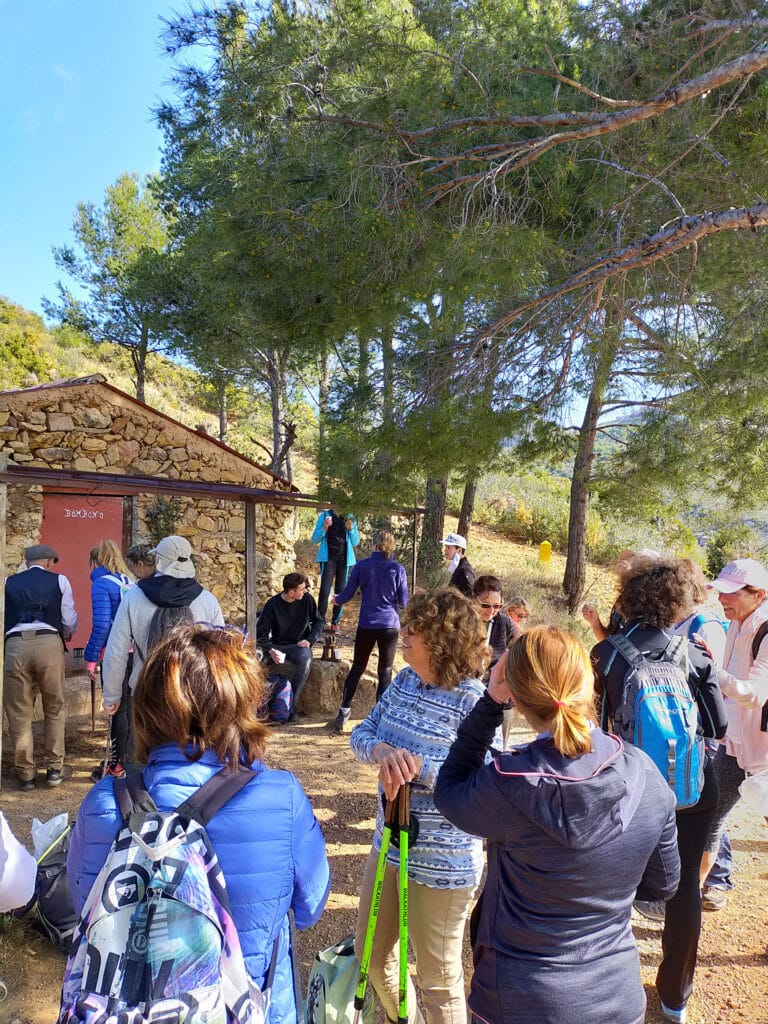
left=134, top=605, right=195, bottom=661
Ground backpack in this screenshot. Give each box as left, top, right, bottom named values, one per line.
left=134, top=605, right=196, bottom=661
left=750, top=621, right=768, bottom=734
left=102, top=573, right=133, bottom=601
left=34, top=823, right=78, bottom=952
left=305, top=934, right=374, bottom=1024
left=603, top=630, right=704, bottom=809
left=58, top=767, right=275, bottom=1024
left=266, top=675, right=294, bottom=724
left=685, top=611, right=729, bottom=640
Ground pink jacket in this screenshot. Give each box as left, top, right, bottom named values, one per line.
left=718, top=602, right=768, bottom=773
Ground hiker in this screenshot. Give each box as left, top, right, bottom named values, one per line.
left=312, top=508, right=359, bottom=631
left=67, top=626, right=330, bottom=1024
left=442, top=532, right=476, bottom=597
left=328, top=530, right=409, bottom=734
left=673, top=560, right=733, bottom=910
left=582, top=547, right=660, bottom=641
left=0, top=812, right=37, bottom=915
left=256, top=571, right=324, bottom=713
left=101, top=535, right=224, bottom=737
left=474, top=575, right=517, bottom=749
left=700, top=559, right=768, bottom=908
left=592, top=556, right=727, bottom=1024
left=84, top=540, right=133, bottom=780
left=505, top=595, right=531, bottom=635
left=434, top=627, right=680, bottom=1024
left=124, top=541, right=156, bottom=580
left=350, top=588, right=491, bottom=1024
left=4, top=544, right=78, bottom=791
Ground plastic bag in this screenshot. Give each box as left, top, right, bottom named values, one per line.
left=739, top=768, right=768, bottom=817
left=31, top=812, right=68, bottom=859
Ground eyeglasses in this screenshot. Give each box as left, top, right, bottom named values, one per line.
left=479, top=602, right=503, bottom=610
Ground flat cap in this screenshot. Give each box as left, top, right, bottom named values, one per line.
left=24, top=544, right=59, bottom=563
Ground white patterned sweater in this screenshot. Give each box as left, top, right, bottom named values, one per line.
left=350, top=665, right=490, bottom=889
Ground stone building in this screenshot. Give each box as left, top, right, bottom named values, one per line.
left=0, top=375, right=302, bottom=662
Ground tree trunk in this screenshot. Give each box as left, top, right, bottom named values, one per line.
left=563, top=330, right=618, bottom=612
left=417, top=476, right=447, bottom=584
left=381, top=325, right=395, bottom=429
left=133, top=324, right=149, bottom=402
left=457, top=475, right=478, bottom=540
left=266, top=346, right=291, bottom=479
left=217, top=378, right=227, bottom=443
left=317, top=343, right=329, bottom=493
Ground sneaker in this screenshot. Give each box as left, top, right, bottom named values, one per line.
left=330, top=711, right=351, bottom=734
left=702, top=885, right=728, bottom=911
left=660, top=1000, right=687, bottom=1023
left=330, top=623, right=340, bottom=634
left=633, top=899, right=666, bottom=922
left=45, top=768, right=63, bottom=788
left=18, top=777, right=36, bottom=792
left=90, top=762, right=126, bottom=783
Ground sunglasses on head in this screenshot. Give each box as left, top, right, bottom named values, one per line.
left=479, top=602, right=502, bottom=610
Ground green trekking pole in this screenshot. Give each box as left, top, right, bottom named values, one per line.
left=354, top=791, right=400, bottom=1024
left=397, top=784, right=411, bottom=1024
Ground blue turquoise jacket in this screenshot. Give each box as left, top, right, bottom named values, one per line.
left=83, top=566, right=131, bottom=663
left=67, top=745, right=331, bottom=1024
left=311, top=510, right=359, bottom=567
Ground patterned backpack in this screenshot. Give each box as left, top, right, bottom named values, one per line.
left=58, top=767, right=277, bottom=1024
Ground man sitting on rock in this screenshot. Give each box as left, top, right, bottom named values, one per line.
left=256, top=572, right=323, bottom=716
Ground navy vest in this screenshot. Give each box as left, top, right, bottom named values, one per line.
left=5, top=569, right=64, bottom=636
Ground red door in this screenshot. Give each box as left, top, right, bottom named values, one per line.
left=40, top=493, right=128, bottom=670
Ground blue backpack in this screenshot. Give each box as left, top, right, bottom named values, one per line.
left=603, top=630, right=704, bottom=809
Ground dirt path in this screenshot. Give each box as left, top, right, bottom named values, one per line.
left=1, top=668, right=766, bottom=1024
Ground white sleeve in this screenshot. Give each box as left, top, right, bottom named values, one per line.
left=0, top=813, right=37, bottom=914
left=101, top=598, right=134, bottom=705
left=58, top=574, right=78, bottom=633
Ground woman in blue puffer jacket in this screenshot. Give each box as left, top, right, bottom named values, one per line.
left=67, top=626, right=331, bottom=1024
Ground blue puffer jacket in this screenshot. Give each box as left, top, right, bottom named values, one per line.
left=67, top=745, right=331, bottom=1024
left=83, top=566, right=131, bottom=663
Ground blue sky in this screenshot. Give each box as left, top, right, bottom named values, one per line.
left=1, top=1, right=180, bottom=318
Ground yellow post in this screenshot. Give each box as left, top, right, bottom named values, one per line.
left=539, top=540, right=552, bottom=564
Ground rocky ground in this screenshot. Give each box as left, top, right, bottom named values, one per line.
left=1, top=638, right=766, bottom=1024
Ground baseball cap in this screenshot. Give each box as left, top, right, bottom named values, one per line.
left=24, top=544, right=59, bottom=563
left=149, top=535, right=196, bottom=579
left=709, top=558, right=768, bottom=594
left=441, top=533, right=467, bottom=550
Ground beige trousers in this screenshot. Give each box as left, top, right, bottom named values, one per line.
left=354, top=848, right=475, bottom=1024
left=3, top=632, right=66, bottom=779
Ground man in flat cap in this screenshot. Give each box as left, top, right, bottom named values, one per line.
left=3, top=544, right=77, bottom=791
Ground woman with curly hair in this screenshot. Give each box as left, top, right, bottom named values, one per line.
left=350, top=588, right=491, bottom=1024
left=435, top=627, right=680, bottom=1024
left=591, top=557, right=727, bottom=1024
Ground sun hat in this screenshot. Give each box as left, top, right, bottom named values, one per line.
left=149, top=535, right=196, bottom=580
left=709, top=558, right=768, bottom=594
left=24, top=544, right=59, bottom=563
left=441, top=533, right=467, bottom=550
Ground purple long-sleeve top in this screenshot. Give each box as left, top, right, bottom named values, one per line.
left=334, top=551, right=409, bottom=629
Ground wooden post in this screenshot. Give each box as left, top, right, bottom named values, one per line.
left=245, top=500, right=259, bottom=642
left=411, top=509, right=418, bottom=591
left=0, top=456, right=7, bottom=787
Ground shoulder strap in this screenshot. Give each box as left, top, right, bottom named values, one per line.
left=114, top=771, right=158, bottom=831
left=175, top=765, right=257, bottom=826
left=687, top=613, right=707, bottom=639
left=663, top=634, right=688, bottom=666
left=606, top=633, right=643, bottom=667
left=751, top=621, right=768, bottom=662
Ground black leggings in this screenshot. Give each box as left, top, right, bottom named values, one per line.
left=704, top=746, right=747, bottom=852
left=656, top=756, right=719, bottom=1012
left=318, top=557, right=348, bottom=625
left=341, top=627, right=399, bottom=707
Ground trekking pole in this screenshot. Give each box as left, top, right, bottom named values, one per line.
left=397, top=783, right=411, bottom=1024
left=354, top=790, right=400, bottom=1024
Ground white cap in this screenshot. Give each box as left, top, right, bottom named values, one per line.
left=709, top=558, right=768, bottom=594
left=441, top=533, right=467, bottom=550
left=149, top=535, right=196, bottom=579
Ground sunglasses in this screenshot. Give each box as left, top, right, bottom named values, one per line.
left=478, top=602, right=503, bottom=610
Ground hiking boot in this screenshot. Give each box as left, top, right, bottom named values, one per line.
left=45, top=768, right=63, bottom=788
left=18, top=777, right=36, bottom=792
left=330, top=710, right=350, bottom=734
left=702, top=885, right=728, bottom=911
left=633, top=899, right=666, bottom=922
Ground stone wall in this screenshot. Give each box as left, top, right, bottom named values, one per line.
left=0, top=382, right=299, bottom=617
